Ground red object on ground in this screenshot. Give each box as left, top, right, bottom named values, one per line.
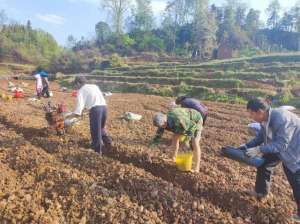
left=71, top=90, right=77, bottom=97
left=14, top=89, right=24, bottom=98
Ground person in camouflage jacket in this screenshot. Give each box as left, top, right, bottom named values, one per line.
left=152, top=107, right=203, bottom=173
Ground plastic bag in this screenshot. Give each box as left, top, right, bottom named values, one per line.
left=123, top=112, right=142, bottom=121
left=222, top=146, right=265, bottom=168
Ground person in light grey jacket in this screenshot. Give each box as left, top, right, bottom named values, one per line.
left=240, top=98, right=300, bottom=222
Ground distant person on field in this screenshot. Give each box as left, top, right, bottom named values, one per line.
left=65, top=76, right=112, bottom=154
left=151, top=107, right=203, bottom=173
left=33, top=71, right=42, bottom=98
left=175, top=96, right=208, bottom=125
left=39, top=69, right=50, bottom=98
left=238, top=98, right=300, bottom=223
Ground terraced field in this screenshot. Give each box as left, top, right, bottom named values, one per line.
left=0, top=63, right=35, bottom=76
left=0, top=80, right=298, bottom=223
left=58, top=54, right=300, bottom=104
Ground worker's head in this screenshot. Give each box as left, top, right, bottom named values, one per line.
left=265, top=95, right=274, bottom=105
left=175, top=95, right=188, bottom=105
left=247, top=98, right=270, bottom=123
left=73, top=76, right=87, bottom=89
left=35, top=66, right=42, bottom=73
left=153, top=113, right=167, bottom=128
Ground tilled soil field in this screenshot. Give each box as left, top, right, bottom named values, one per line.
left=0, top=81, right=297, bottom=223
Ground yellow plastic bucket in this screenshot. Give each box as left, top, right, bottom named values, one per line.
left=175, top=152, right=193, bottom=172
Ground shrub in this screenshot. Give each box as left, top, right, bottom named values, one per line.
left=174, top=82, right=192, bottom=96
left=278, top=91, right=292, bottom=105
left=110, top=54, right=126, bottom=68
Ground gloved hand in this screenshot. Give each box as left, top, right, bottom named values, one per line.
left=245, top=147, right=263, bottom=158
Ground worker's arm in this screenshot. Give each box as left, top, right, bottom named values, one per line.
left=171, top=134, right=181, bottom=161
left=149, top=128, right=164, bottom=147
left=65, top=90, right=85, bottom=121
left=64, top=113, right=81, bottom=120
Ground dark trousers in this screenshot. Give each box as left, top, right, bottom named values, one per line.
left=255, top=154, right=281, bottom=195
left=89, top=106, right=110, bottom=153
left=283, top=166, right=300, bottom=216
left=42, top=85, right=50, bottom=97
left=256, top=154, right=300, bottom=216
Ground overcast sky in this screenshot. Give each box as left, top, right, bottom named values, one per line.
left=1, top=0, right=299, bottom=46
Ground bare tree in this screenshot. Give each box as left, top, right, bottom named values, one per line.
left=100, top=0, right=132, bottom=35
left=191, top=0, right=217, bottom=60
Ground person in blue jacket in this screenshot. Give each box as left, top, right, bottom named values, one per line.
left=240, top=98, right=300, bottom=223
left=175, top=96, right=208, bottom=125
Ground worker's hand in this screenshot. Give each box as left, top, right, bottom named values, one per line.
left=245, top=147, right=263, bottom=158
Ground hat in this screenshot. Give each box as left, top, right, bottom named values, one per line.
left=153, top=113, right=167, bottom=127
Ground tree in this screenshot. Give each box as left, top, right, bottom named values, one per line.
left=286, top=2, right=300, bottom=32
left=161, top=0, right=192, bottom=53
left=245, top=9, right=261, bottom=34
left=235, top=3, right=247, bottom=28
left=100, top=0, right=132, bottom=35
left=26, top=20, right=32, bottom=30
left=66, top=35, right=76, bottom=49
left=95, top=21, right=112, bottom=46
left=266, top=0, right=281, bottom=29
left=191, top=0, right=217, bottom=60
left=130, top=0, right=154, bottom=32
left=217, top=4, right=235, bottom=43
left=279, top=12, right=295, bottom=32
left=293, top=6, right=300, bottom=32
left=164, top=0, right=192, bottom=26
left=0, top=10, right=8, bottom=31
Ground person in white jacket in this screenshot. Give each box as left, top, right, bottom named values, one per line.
left=65, top=76, right=112, bottom=154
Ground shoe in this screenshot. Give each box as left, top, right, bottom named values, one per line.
left=102, top=135, right=113, bottom=146
left=291, top=214, right=300, bottom=223
left=244, top=190, right=268, bottom=201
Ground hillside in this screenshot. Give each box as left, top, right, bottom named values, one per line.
left=59, top=53, right=300, bottom=107
left=0, top=62, right=35, bottom=76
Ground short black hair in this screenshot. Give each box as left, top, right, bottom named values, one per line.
left=74, top=76, right=87, bottom=86
left=266, top=95, right=273, bottom=100
left=247, top=97, right=270, bottom=112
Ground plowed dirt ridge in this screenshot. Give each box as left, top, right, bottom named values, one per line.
left=0, top=81, right=296, bottom=223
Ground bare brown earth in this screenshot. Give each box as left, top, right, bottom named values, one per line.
left=0, top=81, right=297, bottom=223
